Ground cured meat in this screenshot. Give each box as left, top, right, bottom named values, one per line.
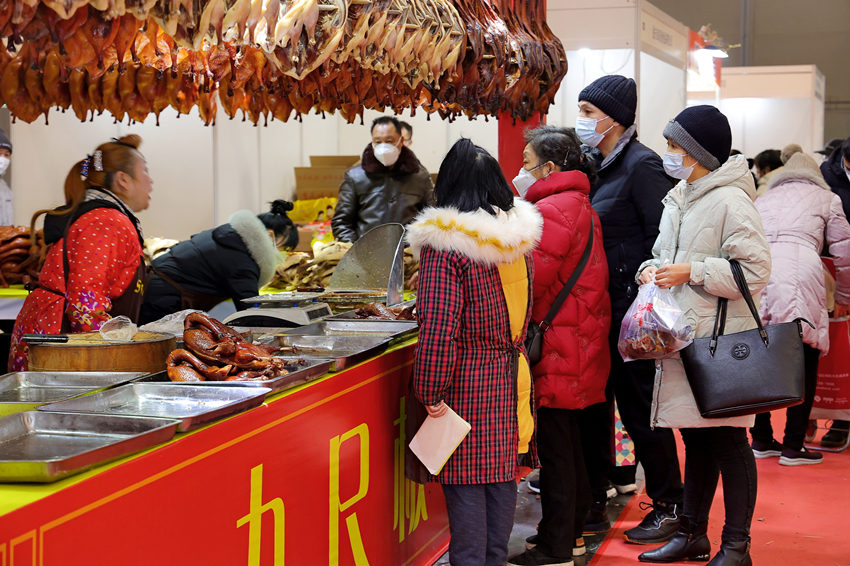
left=0, top=1, right=566, bottom=124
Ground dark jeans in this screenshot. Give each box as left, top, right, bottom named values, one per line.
left=680, top=427, right=757, bottom=542
left=750, top=344, right=819, bottom=450
left=580, top=327, right=684, bottom=505
left=441, top=481, right=517, bottom=566
left=537, top=407, right=592, bottom=558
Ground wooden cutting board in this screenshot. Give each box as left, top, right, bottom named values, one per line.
left=28, top=331, right=176, bottom=374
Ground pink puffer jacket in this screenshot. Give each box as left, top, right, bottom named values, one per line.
left=756, top=162, right=850, bottom=355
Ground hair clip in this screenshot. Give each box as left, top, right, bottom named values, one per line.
left=92, top=149, right=103, bottom=172
left=110, top=137, right=136, bottom=149
left=80, top=155, right=91, bottom=180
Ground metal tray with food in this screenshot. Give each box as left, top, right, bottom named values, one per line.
left=138, top=357, right=333, bottom=394
left=327, top=299, right=417, bottom=322
left=0, top=411, right=180, bottom=483
left=0, top=371, right=150, bottom=417
left=37, top=383, right=271, bottom=432
left=279, top=320, right=418, bottom=345
left=270, top=335, right=390, bottom=372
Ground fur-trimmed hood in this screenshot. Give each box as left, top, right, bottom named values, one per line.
left=406, top=198, right=543, bottom=265
left=226, top=210, right=282, bottom=286
left=767, top=152, right=831, bottom=192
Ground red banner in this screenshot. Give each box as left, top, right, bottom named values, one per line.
left=0, top=345, right=449, bottom=566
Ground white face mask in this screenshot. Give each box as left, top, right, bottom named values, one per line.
left=512, top=164, right=543, bottom=198
left=373, top=142, right=401, bottom=167
left=845, top=165, right=850, bottom=184
left=575, top=116, right=614, bottom=147
left=663, top=151, right=695, bottom=180
left=0, top=156, right=9, bottom=176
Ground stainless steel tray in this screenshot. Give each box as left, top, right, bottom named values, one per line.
left=267, top=335, right=390, bottom=372
left=0, top=371, right=150, bottom=417
left=37, top=383, right=271, bottom=432
left=327, top=299, right=417, bottom=322
left=138, top=357, right=333, bottom=394
left=279, top=320, right=418, bottom=345
left=0, top=411, right=179, bottom=483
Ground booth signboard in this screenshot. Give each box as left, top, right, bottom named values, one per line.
left=0, top=345, right=449, bottom=566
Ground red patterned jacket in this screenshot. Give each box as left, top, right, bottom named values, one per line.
left=9, top=208, right=143, bottom=370
left=525, top=171, right=611, bottom=409
left=407, top=198, right=543, bottom=485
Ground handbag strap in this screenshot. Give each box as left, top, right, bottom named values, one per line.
left=709, top=260, right=768, bottom=354
left=538, top=216, right=594, bottom=331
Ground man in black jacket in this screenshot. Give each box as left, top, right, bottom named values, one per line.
left=819, top=136, right=850, bottom=448
left=332, top=116, right=434, bottom=242
left=575, top=75, right=683, bottom=545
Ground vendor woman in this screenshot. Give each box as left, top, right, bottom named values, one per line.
left=9, top=135, right=153, bottom=370
left=137, top=199, right=297, bottom=325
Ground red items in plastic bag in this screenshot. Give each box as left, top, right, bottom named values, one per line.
left=618, top=283, right=694, bottom=361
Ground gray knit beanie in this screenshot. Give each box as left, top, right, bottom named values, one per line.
left=662, top=106, right=731, bottom=171
left=0, top=129, right=11, bottom=154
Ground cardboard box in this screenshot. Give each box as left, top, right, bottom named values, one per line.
left=294, top=166, right=350, bottom=200
left=310, top=155, right=360, bottom=167
left=295, top=226, right=318, bottom=252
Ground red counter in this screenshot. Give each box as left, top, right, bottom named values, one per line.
left=0, top=343, right=449, bottom=566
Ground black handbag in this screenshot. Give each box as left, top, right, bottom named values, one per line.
left=680, top=260, right=811, bottom=418
left=525, top=217, right=594, bottom=365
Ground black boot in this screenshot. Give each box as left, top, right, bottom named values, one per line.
left=638, top=517, right=710, bottom=563
left=706, top=539, right=752, bottom=566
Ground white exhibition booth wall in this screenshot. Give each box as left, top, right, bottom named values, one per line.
left=5, top=0, right=689, bottom=241
left=7, top=105, right=498, bottom=241
left=688, top=65, right=826, bottom=159
left=546, top=0, right=688, bottom=157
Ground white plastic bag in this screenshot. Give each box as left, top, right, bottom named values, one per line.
left=99, top=315, right=138, bottom=341
left=618, top=283, right=694, bottom=361
left=138, top=309, right=203, bottom=337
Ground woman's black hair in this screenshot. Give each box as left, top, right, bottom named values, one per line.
left=753, top=149, right=782, bottom=172
left=524, top=125, right=598, bottom=185
left=257, top=199, right=298, bottom=249
left=842, top=137, right=850, bottom=161
left=434, top=139, right=514, bottom=216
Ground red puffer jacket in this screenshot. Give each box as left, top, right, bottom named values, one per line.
left=526, top=171, right=611, bottom=409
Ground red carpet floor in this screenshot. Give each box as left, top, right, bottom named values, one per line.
left=590, top=419, right=850, bottom=566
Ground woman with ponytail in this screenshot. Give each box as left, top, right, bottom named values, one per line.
left=138, top=199, right=297, bottom=324
left=9, top=135, right=153, bottom=370
left=508, top=126, right=611, bottom=566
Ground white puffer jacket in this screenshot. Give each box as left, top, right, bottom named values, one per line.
left=638, top=155, right=772, bottom=429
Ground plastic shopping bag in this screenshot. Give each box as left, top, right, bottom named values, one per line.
left=618, top=283, right=694, bottom=361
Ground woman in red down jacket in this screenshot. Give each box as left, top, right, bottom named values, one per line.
left=507, top=126, right=611, bottom=566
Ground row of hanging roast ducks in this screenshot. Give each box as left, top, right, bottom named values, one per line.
left=0, top=0, right=566, bottom=124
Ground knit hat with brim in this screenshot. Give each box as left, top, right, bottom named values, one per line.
left=578, top=75, right=637, bottom=127
left=662, top=105, right=731, bottom=171
left=0, top=129, right=11, bottom=153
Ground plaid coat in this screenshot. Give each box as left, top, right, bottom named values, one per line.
left=407, top=199, right=543, bottom=484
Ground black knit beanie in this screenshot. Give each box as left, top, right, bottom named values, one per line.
left=662, top=105, right=731, bottom=171
left=0, top=129, right=11, bottom=153
left=578, top=75, right=637, bottom=127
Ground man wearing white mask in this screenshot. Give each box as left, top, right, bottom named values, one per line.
left=0, top=129, right=12, bottom=226
left=332, top=116, right=434, bottom=242
left=573, top=75, right=682, bottom=546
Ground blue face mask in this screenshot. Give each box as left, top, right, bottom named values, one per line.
left=575, top=116, right=614, bottom=147
left=663, top=151, right=695, bottom=180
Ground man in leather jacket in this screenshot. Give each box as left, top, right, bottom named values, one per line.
left=332, top=116, right=434, bottom=242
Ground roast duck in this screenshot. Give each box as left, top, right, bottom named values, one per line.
left=0, top=0, right=566, bottom=125
left=167, top=312, right=290, bottom=381
left=0, top=226, right=46, bottom=288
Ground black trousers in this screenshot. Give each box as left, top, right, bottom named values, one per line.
left=537, top=407, right=592, bottom=558
left=441, top=482, right=517, bottom=566
left=680, top=427, right=757, bottom=543
left=750, top=344, right=820, bottom=450
left=580, top=328, right=684, bottom=504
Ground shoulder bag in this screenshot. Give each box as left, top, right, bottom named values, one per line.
left=679, top=259, right=811, bottom=418
left=524, top=217, right=594, bottom=365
